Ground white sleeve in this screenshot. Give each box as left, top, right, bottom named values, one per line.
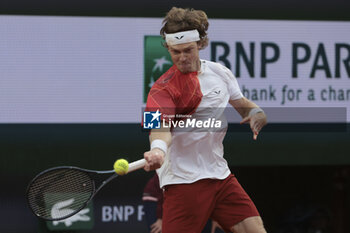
left=222, top=66, right=243, bottom=100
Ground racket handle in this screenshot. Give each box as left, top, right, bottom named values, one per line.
left=128, top=158, right=146, bottom=173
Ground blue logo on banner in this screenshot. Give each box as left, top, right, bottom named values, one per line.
left=143, top=110, right=161, bottom=129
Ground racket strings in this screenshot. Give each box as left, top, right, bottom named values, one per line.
left=27, top=168, right=94, bottom=220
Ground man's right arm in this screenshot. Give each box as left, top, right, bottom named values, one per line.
left=144, top=126, right=172, bottom=171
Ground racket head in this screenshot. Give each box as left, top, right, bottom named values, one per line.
left=26, top=166, right=95, bottom=221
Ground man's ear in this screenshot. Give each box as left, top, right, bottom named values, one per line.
left=163, top=41, right=169, bottom=50
left=197, top=41, right=203, bottom=50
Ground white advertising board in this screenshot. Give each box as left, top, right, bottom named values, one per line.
left=0, top=16, right=349, bottom=123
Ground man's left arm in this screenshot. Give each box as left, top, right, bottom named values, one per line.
left=229, top=97, right=267, bottom=140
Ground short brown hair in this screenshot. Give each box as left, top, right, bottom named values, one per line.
left=160, top=7, right=209, bottom=49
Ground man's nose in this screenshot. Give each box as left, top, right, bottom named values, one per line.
left=179, top=53, right=186, bottom=61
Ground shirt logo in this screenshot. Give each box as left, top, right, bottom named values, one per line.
left=143, top=110, right=161, bottom=129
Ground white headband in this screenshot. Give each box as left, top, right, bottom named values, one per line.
left=165, top=30, right=200, bottom=46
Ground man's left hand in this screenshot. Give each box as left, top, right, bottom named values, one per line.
left=240, top=112, right=267, bottom=140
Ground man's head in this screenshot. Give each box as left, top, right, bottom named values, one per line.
left=167, top=41, right=201, bottom=73
left=160, top=7, right=209, bottom=73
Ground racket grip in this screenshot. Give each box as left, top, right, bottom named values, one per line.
left=128, top=158, right=146, bottom=173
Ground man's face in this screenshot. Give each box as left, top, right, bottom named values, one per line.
left=168, top=42, right=201, bottom=73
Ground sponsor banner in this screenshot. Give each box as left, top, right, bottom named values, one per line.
left=40, top=196, right=149, bottom=232
left=101, top=204, right=145, bottom=223
left=0, top=16, right=349, bottom=123
left=144, top=36, right=173, bottom=102
left=45, top=193, right=94, bottom=230
left=94, top=198, right=149, bottom=233
left=205, top=21, right=350, bottom=111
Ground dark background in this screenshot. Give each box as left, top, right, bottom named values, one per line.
left=0, top=0, right=349, bottom=232
left=1, top=0, right=350, bottom=20
left=1, top=124, right=349, bottom=232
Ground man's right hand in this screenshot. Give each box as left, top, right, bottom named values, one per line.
left=144, top=148, right=165, bottom=171
left=150, top=218, right=162, bottom=233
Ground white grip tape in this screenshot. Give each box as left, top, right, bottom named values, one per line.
left=128, top=159, right=146, bottom=173
left=151, top=139, right=168, bottom=155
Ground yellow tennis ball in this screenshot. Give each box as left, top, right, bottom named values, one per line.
left=113, top=159, right=129, bottom=175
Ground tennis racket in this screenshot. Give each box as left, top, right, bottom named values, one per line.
left=26, top=158, right=146, bottom=221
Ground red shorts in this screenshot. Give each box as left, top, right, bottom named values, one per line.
left=162, top=174, right=260, bottom=233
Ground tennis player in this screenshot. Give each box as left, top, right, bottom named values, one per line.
left=143, top=7, right=267, bottom=233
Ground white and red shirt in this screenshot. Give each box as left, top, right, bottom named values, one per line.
left=146, top=60, right=243, bottom=188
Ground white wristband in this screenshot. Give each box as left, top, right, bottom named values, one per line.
left=248, top=108, right=264, bottom=117
left=151, top=139, right=168, bottom=155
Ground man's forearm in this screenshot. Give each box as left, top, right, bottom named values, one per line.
left=143, top=127, right=171, bottom=171
left=230, top=97, right=259, bottom=118
left=150, top=127, right=172, bottom=150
